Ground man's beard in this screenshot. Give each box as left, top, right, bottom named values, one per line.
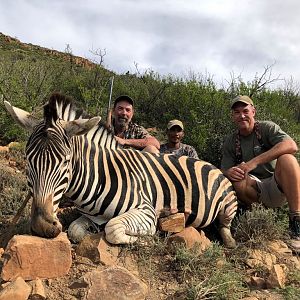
left=117, top=117, right=128, bottom=128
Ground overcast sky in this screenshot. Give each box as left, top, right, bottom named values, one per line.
left=1, top=0, right=300, bottom=87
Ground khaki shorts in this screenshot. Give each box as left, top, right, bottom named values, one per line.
left=250, top=174, right=286, bottom=208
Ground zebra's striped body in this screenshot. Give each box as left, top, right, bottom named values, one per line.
left=5, top=93, right=237, bottom=247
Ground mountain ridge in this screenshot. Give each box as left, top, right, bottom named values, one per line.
left=0, top=32, right=96, bottom=69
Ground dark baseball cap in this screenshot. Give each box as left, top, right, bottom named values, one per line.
left=113, top=95, right=134, bottom=107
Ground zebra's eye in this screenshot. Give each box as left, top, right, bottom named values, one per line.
left=62, top=155, right=71, bottom=167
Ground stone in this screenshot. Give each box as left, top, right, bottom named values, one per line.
left=167, top=227, right=211, bottom=253
left=245, top=249, right=276, bottom=270
left=158, top=213, right=185, bottom=233
left=266, top=240, right=292, bottom=255
left=76, top=233, right=119, bottom=265
left=1, top=233, right=72, bottom=281
left=266, top=264, right=287, bottom=289
left=29, top=278, right=47, bottom=299
left=249, top=276, right=266, bottom=289
left=83, top=266, right=148, bottom=300
left=0, top=276, right=31, bottom=300
left=117, top=253, right=139, bottom=276
left=0, top=146, right=9, bottom=153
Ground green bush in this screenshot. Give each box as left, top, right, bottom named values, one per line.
left=0, top=47, right=299, bottom=166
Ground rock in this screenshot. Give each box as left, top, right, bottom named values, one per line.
left=76, top=233, right=119, bottom=265
left=248, top=276, right=266, bottom=289
left=288, top=256, right=300, bottom=270
left=83, top=266, right=148, bottom=300
left=29, top=278, right=46, bottom=299
left=0, top=146, right=9, bottom=153
left=266, top=264, right=287, bottom=289
left=1, top=233, right=72, bottom=281
left=167, top=227, right=211, bottom=253
left=265, top=240, right=300, bottom=270
left=245, top=249, right=276, bottom=270
left=0, top=276, right=31, bottom=300
left=266, top=240, right=292, bottom=255
left=158, top=213, right=185, bottom=233
left=8, top=142, right=21, bottom=149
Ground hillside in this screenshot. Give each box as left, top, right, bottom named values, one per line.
left=0, top=32, right=299, bottom=166
left=0, top=32, right=95, bottom=69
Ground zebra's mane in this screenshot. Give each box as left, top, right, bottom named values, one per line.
left=43, top=93, right=88, bottom=126
left=42, top=92, right=118, bottom=149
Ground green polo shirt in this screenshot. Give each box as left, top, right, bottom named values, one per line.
left=221, top=121, right=291, bottom=179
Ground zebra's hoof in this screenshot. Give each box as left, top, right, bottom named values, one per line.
left=219, top=226, right=237, bottom=249
left=67, top=215, right=94, bottom=243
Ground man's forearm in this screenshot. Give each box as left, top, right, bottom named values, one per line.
left=250, top=139, right=298, bottom=167
left=124, top=136, right=160, bottom=150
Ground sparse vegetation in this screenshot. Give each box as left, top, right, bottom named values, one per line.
left=234, top=203, right=286, bottom=246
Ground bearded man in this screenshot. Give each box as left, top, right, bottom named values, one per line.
left=111, top=95, right=160, bottom=153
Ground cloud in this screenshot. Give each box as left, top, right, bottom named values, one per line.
left=1, top=0, right=300, bottom=84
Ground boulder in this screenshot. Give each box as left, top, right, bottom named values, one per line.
left=0, top=277, right=31, bottom=300
left=1, top=233, right=72, bottom=281
left=83, top=266, right=148, bottom=300
left=167, top=227, right=211, bottom=253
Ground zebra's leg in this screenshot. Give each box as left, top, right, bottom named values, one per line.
left=105, top=203, right=157, bottom=244
left=68, top=215, right=106, bottom=243
left=217, top=192, right=238, bottom=248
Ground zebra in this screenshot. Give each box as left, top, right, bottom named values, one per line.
left=4, top=93, right=238, bottom=248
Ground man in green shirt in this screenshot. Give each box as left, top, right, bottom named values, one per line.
left=221, top=95, right=300, bottom=252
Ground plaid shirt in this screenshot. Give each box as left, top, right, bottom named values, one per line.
left=112, top=121, right=150, bottom=139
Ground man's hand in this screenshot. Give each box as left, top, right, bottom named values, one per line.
left=225, top=159, right=258, bottom=182
left=225, top=166, right=245, bottom=182
left=237, top=160, right=258, bottom=174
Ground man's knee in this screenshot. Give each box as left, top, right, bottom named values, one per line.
left=277, top=153, right=298, bottom=166
left=275, top=153, right=299, bottom=179
left=232, top=180, right=248, bottom=199
left=232, top=177, right=259, bottom=205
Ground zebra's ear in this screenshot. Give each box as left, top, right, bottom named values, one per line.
left=61, top=116, right=101, bottom=137
left=4, top=101, right=40, bottom=132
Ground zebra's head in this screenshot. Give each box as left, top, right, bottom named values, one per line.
left=4, top=93, right=100, bottom=238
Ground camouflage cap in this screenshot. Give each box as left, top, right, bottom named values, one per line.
left=167, top=119, right=184, bottom=130
left=231, top=95, right=254, bottom=109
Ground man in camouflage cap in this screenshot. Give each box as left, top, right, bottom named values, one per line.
left=160, top=119, right=199, bottom=159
